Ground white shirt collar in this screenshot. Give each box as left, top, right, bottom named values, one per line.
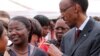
left=78, top=16, right=90, bottom=31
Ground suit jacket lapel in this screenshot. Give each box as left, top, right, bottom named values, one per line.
left=66, top=28, right=76, bottom=55
left=71, top=28, right=76, bottom=46
left=70, top=17, right=95, bottom=56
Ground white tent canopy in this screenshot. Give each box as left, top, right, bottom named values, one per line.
left=0, top=0, right=100, bottom=19
left=0, top=0, right=30, bottom=11
left=87, top=0, right=100, bottom=16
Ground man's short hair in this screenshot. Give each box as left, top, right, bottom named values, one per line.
left=72, top=0, right=88, bottom=13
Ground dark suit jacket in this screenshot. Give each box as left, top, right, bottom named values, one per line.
left=0, top=53, right=3, bottom=56
left=61, top=17, right=100, bottom=56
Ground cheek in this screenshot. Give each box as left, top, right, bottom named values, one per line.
left=4, top=36, right=8, bottom=45
left=67, top=13, right=76, bottom=22
left=32, top=37, right=38, bottom=42
left=54, top=30, right=57, bottom=33
left=0, top=37, right=8, bottom=51
left=63, top=13, right=72, bottom=21
left=2, top=35, right=8, bottom=45
left=63, top=30, right=67, bottom=34
left=65, top=29, right=69, bottom=32
left=20, top=29, right=29, bottom=36
left=65, top=10, right=75, bottom=17
left=22, top=32, right=29, bottom=39
left=17, top=30, right=29, bottom=41
left=42, top=29, right=47, bottom=34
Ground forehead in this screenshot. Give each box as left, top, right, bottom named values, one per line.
left=55, top=19, right=67, bottom=27
left=0, top=17, right=9, bottom=23
left=59, top=0, right=72, bottom=9
left=42, top=26, right=49, bottom=28
left=8, top=20, right=25, bottom=28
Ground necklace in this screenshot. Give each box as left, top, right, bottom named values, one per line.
left=12, top=44, right=30, bottom=56
left=15, top=50, right=28, bottom=55
left=12, top=45, right=28, bottom=55
left=14, top=48, right=28, bottom=55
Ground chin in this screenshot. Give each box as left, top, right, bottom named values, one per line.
left=13, top=41, right=20, bottom=45
left=69, top=24, right=75, bottom=28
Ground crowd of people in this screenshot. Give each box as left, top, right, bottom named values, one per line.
left=0, top=0, right=100, bottom=56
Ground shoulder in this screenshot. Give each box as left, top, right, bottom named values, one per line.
left=90, top=17, right=100, bottom=28
left=64, top=27, right=75, bottom=36
left=4, top=46, right=16, bottom=56
left=62, top=27, right=75, bottom=39
left=92, top=20, right=100, bottom=33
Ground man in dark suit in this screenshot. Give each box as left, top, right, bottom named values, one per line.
left=47, top=0, right=100, bottom=56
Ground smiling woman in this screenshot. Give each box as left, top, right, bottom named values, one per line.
left=4, top=16, right=48, bottom=56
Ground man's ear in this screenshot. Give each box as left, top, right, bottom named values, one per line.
left=74, top=4, right=82, bottom=13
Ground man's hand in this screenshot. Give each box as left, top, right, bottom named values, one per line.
left=47, top=44, right=63, bottom=56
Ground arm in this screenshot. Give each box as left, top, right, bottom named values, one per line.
left=47, top=43, right=69, bottom=56
left=90, top=33, right=100, bottom=56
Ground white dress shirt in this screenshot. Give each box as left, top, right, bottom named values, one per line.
left=77, top=16, right=90, bottom=31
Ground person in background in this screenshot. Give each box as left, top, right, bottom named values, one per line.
left=93, top=16, right=100, bottom=21
left=34, top=15, right=50, bottom=38
left=0, top=20, right=8, bottom=30
left=0, top=22, right=8, bottom=56
left=46, top=19, right=56, bottom=40
left=48, top=18, right=70, bottom=50
left=0, top=10, right=10, bottom=23
left=29, top=19, right=42, bottom=47
left=0, top=20, right=12, bottom=46
left=6, top=16, right=48, bottom=56
left=34, top=15, right=50, bottom=52
left=0, top=10, right=12, bottom=46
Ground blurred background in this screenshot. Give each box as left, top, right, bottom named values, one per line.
left=0, top=0, right=100, bottom=19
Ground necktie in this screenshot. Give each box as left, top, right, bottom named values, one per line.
left=75, top=29, right=81, bottom=43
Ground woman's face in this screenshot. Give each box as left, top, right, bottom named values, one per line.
left=0, top=28, right=8, bottom=53
left=42, top=26, right=49, bottom=37
left=8, top=20, right=29, bottom=45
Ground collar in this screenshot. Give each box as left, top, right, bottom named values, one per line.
left=78, top=16, right=90, bottom=31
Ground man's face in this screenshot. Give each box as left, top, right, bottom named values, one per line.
left=54, top=19, right=69, bottom=42
left=59, top=0, right=78, bottom=28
